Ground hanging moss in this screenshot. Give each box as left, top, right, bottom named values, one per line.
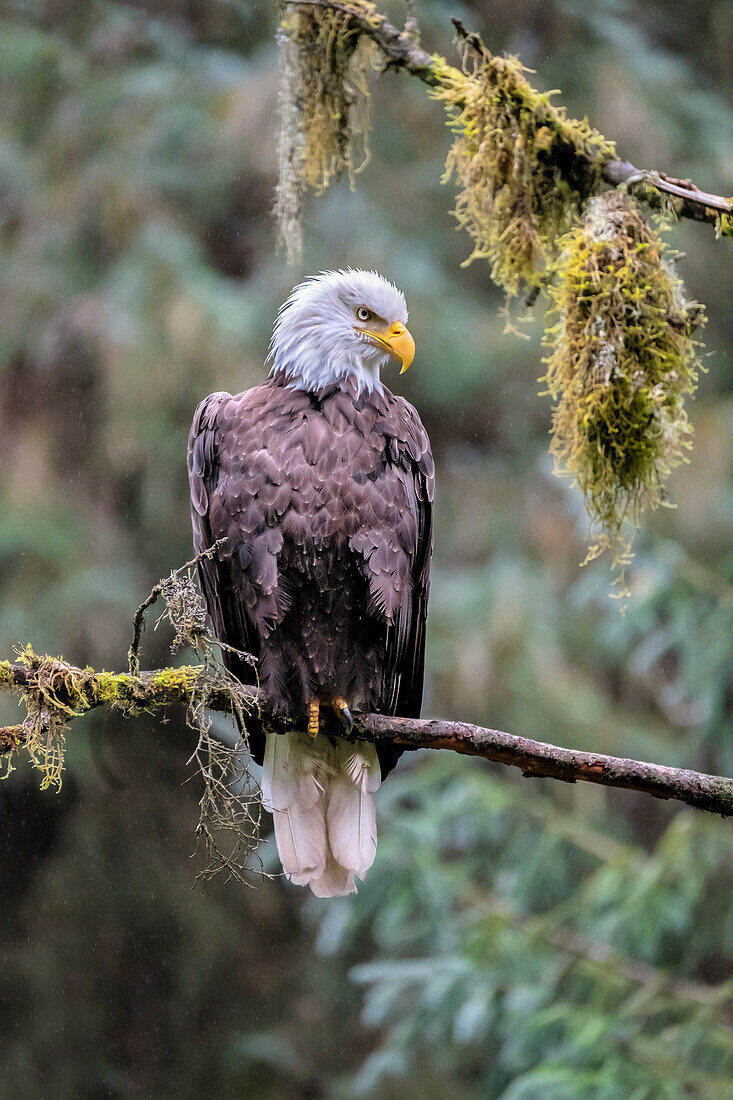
left=274, top=1, right=378, bottom=262
left=541, top=190, right=706, bottom=597
left=429, top=46, right=615, bottom=296
left=10, top=646, right=85, bottom=790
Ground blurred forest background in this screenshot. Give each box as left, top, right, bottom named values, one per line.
left=2, top=0, right=733, bottom=1096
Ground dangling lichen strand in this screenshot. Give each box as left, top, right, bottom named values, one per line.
left=274, top=2, right=378, bottom=263
left=541, top=190, right=706, bottom=597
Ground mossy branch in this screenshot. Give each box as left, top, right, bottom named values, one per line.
left=3, top=653, right=733, bottom=818
left=291, top=0, right=733, bottom=234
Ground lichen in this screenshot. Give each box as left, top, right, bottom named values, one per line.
left=155, top=570, right=208, bottom=654
left=428, top=45, right=615, bottom=297
left=716, top=209, right=733, bottom=238
left=124, top=559, right=264, bottom=885
left=541, top=190, right=706, bottom=597
left=274, top=1, right=378, bottom=262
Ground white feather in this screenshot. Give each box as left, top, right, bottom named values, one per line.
left=262, top=732, right=382, bottom=896
left=309, top=852, right=356, bottom=898
left=263, top=731, right=328, bottom=883
left=327, top=742, right=380, bottom=879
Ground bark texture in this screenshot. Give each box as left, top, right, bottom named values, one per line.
left=2, top=657, right=733, bottom=818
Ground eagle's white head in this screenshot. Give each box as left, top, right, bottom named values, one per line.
left=268, top=268, right=415, bottom=394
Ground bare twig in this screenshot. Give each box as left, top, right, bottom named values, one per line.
left=472, top=892, right=733, bottom=1010
left=2, top=656, right=733, bottom=818
left=403, top=0, right=419, bottom=47
left=127, top=538, right=227, bottom=673
left=292, top=0, right=733, bottom=230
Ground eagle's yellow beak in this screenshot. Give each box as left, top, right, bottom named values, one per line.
left=357, top=321, right=416, bottom=373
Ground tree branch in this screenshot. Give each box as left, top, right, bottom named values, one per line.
left=2, top=656, right=733, bottom=818
left=294, top=0, right=733, bottom=230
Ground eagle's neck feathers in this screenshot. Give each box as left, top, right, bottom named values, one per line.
left=268, top=326, right=385, bottom=396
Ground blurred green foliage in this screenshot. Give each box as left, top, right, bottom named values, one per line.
left=1, top=0, right=733, bottom=1097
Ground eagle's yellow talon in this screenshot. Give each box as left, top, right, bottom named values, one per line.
left=307, top=700, right=320, bottom=739
left=330, top=696, right=354, bottom=730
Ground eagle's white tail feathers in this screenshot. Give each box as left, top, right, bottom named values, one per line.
left=262, top=731, right=329, bottom=884
left=309, top=852, right=356, bottom=898
left=262, top=732, right=380, bottom=896
left=327, top=745, right=380, bottom=877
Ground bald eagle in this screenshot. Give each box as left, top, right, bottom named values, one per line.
left=188, top=269, right=434, bottom=896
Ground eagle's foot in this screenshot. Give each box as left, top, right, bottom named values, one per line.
left=330, top=696, right=354, bottom=732
left=307, top=700, right=320, bottom=739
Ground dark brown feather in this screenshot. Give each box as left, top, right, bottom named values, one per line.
left=187, top=372, right=434, bottom=777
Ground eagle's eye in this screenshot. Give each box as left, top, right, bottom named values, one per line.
left=355, top=307, right=372, bottom=322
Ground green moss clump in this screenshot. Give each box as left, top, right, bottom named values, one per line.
left=274, top=1, right=378, bottom=262
left=430, top=46, right=615, bottom=296
left=0, top=650, right=208, bottom=789
left=542, top=190, right=706, bottom=596
left=717, top=210, right=733, bottom=238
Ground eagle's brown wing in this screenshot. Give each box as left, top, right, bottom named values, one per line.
left=187, top=390, right=263, bottom=704
left=387, top=399, right=434, bottom=721
left=360, top=397, right=434, bottom=777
